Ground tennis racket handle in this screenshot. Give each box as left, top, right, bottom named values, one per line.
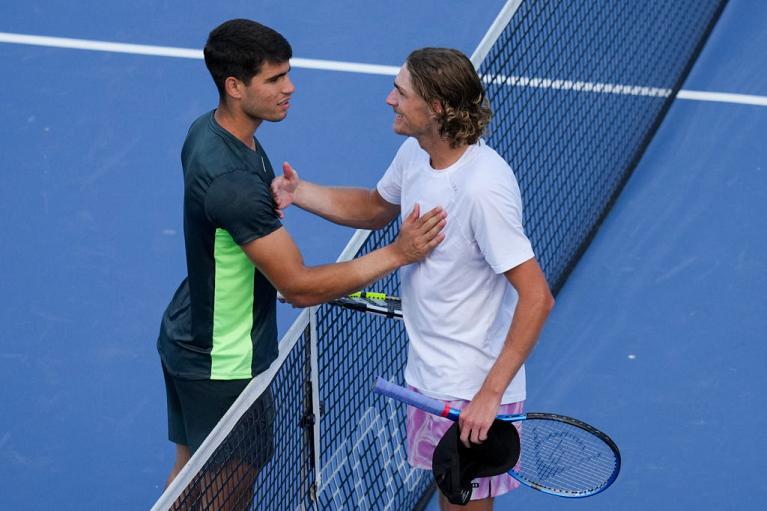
left=373, top=377, right=459, bottom=421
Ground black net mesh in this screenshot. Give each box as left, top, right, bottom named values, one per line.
left=480, top=0, right=726, bottom=292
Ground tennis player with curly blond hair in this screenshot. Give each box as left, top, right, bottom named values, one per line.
left=272, top=47, right=553, bottom=511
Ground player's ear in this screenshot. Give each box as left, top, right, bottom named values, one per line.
left=431, top=100, right=443, bottom=114
left=224, top=76, right=243, bottom=100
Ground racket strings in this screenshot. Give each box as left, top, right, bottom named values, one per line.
left=515, top=418, right=619, bottom=495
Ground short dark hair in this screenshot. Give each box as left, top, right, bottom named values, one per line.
left=204, top=19, right=292, bottom=97
left=406, top=48, right=492, bottom=148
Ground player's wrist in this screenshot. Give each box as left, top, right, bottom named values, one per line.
left=385, top=242, right=408, bottom=268
left=477, top=384, right=504, bottom=403
left=291, top=179, right=304, bottom=206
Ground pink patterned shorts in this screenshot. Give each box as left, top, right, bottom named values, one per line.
left=406, top=387, right=524, bottom=501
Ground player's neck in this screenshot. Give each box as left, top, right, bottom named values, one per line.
left=419, top=135, right=468, bottom=170
left=214, top=103, right=263, bottom=150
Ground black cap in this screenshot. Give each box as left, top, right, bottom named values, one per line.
left=432, top=419, right=521, bottom=505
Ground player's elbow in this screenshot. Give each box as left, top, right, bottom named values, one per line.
left=278, top=277, right=328, bottom=308
left=282, top=292, right=322, bottom=309
left=366, top=200, right=399, bottom=230
left=367, top=217, right=389, bottom=230
left=279, top=287, right=317, bottom=309
left=354, top=211, right=390, bottom=230
left=544, top=291, right=555, bottom=314
left=539, top=287, right=555, bottom=315
left=524, top=284, right=555, bottom=316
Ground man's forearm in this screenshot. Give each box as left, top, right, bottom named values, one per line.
left=457, top=285, right=554, bottom=447
left=282, top=244, right=404, bottom=307
left=248, top=207, right=444, bottom=309
left=294, top=181, right=392, bottom=229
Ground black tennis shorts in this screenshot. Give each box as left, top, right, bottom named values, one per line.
left=162, top=363, right=275, bottom=470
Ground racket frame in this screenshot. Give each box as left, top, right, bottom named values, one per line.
left=373, top=377, right=621, bottom=498
left=278, top=291, right=402, bottom=319
left=329, top=291, right=402, bottom=319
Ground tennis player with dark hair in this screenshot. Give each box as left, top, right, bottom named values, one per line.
left=157, top=21, right=446, bottom=510
left=272, top=47, right=554, bottom=510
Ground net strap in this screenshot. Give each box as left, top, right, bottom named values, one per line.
left=308, top=307, right=322, bottom=490
left=471, top=0, right=525, bottom=67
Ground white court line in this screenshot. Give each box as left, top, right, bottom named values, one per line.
left=0, top=31, right=401, bottom=76
left=482, top=74, right=672, bottom=98
left=676, top=90, right=767, bottom=107
left=2, top=31, right=766, bottom=106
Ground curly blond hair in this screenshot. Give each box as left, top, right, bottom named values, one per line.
left=406, top=48, right=492, bottom=148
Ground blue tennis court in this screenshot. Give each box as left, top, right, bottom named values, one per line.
left=1, top=1, right=765, bottom=509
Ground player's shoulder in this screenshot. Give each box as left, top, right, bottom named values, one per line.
left=188, top=110, right=211, bottom=132
left=470, top=140, right=512, bottom=173
left=463, top=141, right=518, bottom=192
left=183, top=112, right=245, bottom=178
left=184, top=110, right=216, bottom=146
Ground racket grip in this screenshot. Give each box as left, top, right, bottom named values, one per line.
left=373, top=377, right=458, bottom=420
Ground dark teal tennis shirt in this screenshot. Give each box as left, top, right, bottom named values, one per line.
left=158, top=111, right=281, bottom=380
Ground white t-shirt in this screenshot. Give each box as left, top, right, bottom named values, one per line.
left=377, top=137, right=534, bottom=403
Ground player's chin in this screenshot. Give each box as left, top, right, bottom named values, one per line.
left=269, top=102, right=291, bottom=121
left=392, top=123, right=408, bottom=135
left=268, top=111, right=290, bottom=122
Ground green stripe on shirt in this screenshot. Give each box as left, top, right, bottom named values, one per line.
left=211, top=228, right=254, bottom=379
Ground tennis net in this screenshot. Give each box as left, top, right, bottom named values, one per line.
left=476, top=0, right=726, bottom=292
left=152, top=1, right=726, bottom=509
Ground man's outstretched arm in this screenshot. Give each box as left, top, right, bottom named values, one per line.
left=272, top=162, right=399, bottom=229
left=243, top=204, right=445, bottom=308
